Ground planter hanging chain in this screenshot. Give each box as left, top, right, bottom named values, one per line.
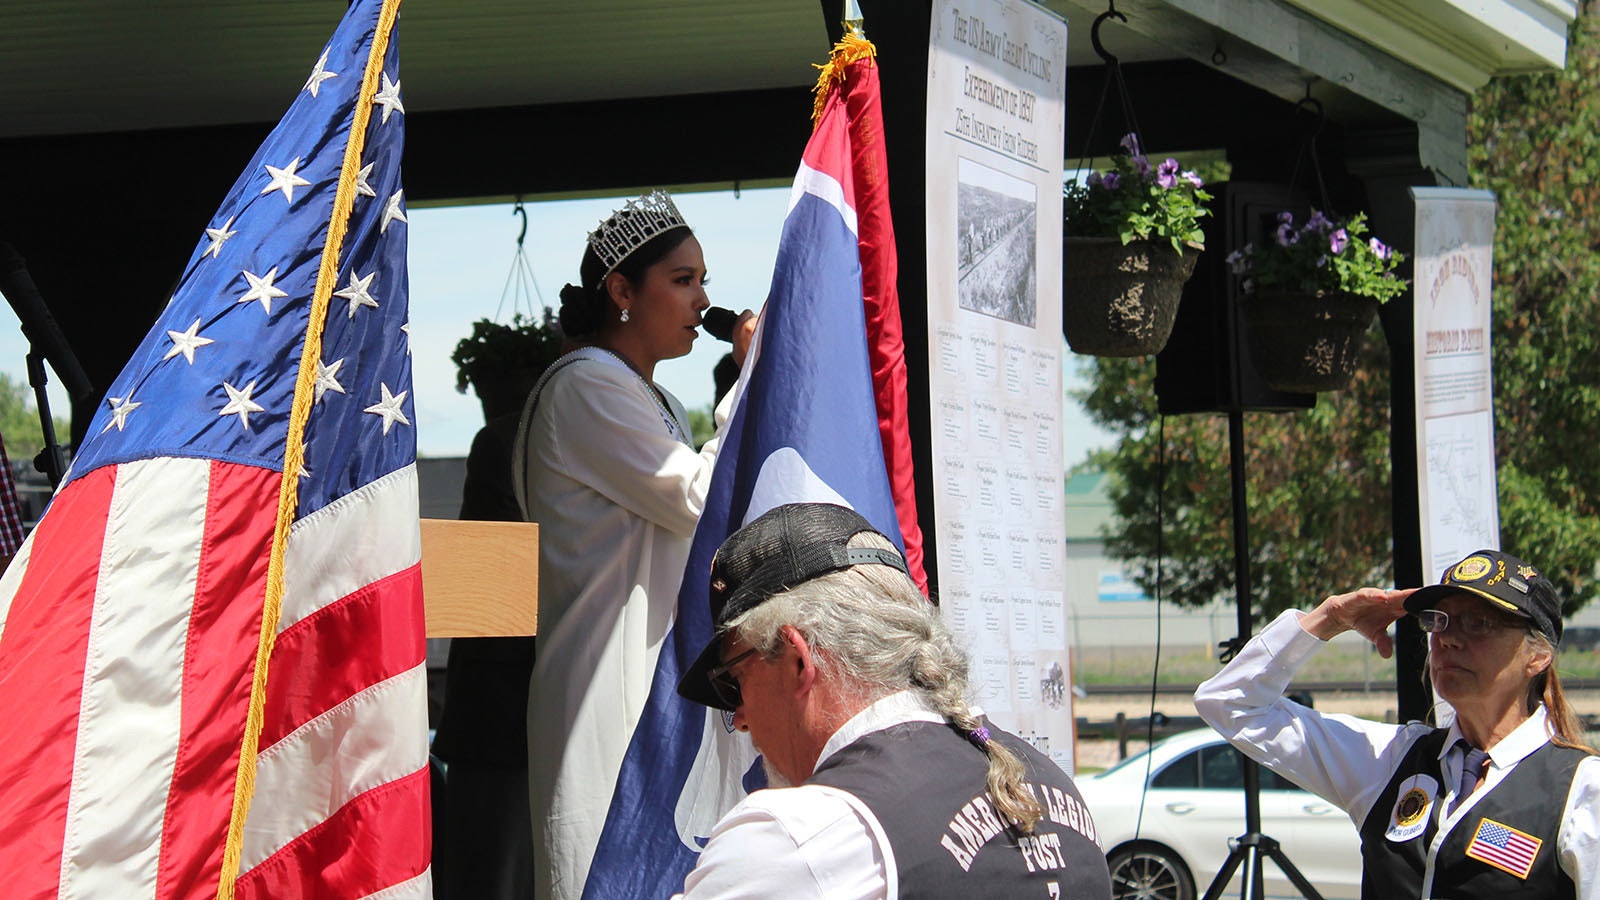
left=1073, top=0, right=1144, bottom=174
left=1285, top=83, right=1334, bottom=216
left=495, top=198, right=547, bottom=322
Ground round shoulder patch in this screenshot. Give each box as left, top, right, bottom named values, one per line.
left=1452, top=556, right=1493, bottom=583
left=1386, top=774, right=1438, bottom=843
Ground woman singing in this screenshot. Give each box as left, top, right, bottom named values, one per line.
left=514, top=191, right=754, bottom=900
left=1195, top=549, right=1599, bottom=898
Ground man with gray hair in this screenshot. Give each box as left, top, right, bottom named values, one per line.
left=673, top=502, right=1110, bottom=899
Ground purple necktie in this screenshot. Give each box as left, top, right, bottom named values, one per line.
left=1451, top=740, right=1490, bottom=814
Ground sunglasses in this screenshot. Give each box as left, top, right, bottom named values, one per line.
left=1416, top=609, right=1524, bottom=639
left=706, top=647, right=760, bottom=709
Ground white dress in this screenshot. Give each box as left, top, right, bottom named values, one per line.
left=516, top=348, right=728, bottom=900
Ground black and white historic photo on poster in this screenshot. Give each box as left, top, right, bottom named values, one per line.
left=956, top=156, right=1038, bottom=326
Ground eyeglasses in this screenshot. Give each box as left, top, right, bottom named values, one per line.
left=706, top=647, right=759, bottom=709
left=1416, top=609, right=1524, bottom=639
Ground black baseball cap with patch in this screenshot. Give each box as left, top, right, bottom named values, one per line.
left=1404, top=549, right=1563, bottom=645
left=676, top=503, right=910, bottom=710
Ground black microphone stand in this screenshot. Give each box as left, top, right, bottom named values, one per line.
left=1200, top=408, right=1323, bottom=900
left=25, top=349, right=69, bottom=489
left=0, top=242, right=95, bottom=491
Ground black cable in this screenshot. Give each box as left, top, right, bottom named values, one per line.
left=1132, top=414, right=1167, bottom=841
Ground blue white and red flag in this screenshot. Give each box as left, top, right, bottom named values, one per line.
left=0, top=1, right=429, bottom=897
left=581, top=33, right=911, bottom=899
left=1465, top=817, right=1543, bottom=879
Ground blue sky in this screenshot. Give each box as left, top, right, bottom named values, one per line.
left=0, top=185, right=1114, bottom=464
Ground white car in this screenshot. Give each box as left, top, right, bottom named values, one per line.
left=1076, top=729, right=1363, bottom=900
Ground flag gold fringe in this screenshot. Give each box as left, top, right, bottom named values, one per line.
left=811, top=31, right=877, bottom=127
left=215, top=0, right=405, bottom=896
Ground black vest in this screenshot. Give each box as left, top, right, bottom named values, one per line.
left=1358, top=728, right=1590, bottom=900
left=808, top=718, right=1112, bottom=899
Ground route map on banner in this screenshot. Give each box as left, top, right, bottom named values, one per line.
left=924, top=0, right=1072, bottom=772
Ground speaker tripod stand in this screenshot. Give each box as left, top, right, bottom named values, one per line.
left=1199, top=407, right=1323, bottom=900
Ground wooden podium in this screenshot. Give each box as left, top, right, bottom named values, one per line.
left=419, top=518, right=538, bottom=638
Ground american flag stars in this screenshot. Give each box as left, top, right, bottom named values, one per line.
left=334, top=270, right=379, bottom=319
left=260, top=157, right=312, bottom=204
left=303, top=49, right=338, bottom=98
left=363, top=383, right=410, bottom=435
left=373, top=72, right=403, bottom=123
left=81, top=55, right=413, bottom=466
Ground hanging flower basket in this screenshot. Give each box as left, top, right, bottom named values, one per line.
left=1063, top=237, right=1200, bottom=357
left=1238, top=291, right=1380, bottom=393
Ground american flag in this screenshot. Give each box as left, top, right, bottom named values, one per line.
left=1464, top=817, right=1543, bottom=879
left=0, top=1, right=430, bottom=897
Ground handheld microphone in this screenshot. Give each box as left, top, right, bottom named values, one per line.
left=0, top=242, right=95, bottom=401
left=701, top=306, right=739, bottom=342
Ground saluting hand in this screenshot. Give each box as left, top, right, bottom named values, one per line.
left=1298, top=587, right=1416, bottom=659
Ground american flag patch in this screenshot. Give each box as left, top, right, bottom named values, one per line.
left=1465, top=817, right=1543, bottom=879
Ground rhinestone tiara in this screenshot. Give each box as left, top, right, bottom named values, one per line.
left=586, top=190, right=689, bottom=284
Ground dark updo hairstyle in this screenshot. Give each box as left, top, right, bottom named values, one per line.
left=557, top=220, right=696, bottom=339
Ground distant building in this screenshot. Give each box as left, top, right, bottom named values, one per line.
left=1063, top=469, right=1233, bottom=653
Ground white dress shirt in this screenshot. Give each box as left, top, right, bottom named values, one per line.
left=1194, top=609, right=1600, bottom=899
left=673, top=691, right=948, bottom=900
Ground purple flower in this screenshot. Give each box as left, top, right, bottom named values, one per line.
left=1156, top=158, right=1181, bottom=189
left=1226, top=249, right=1251, bottom=275
left=1183, top=170, right=1203, bottom=188
left=1275, top=222, right=1298, bottom=247
left=1086, top=171, right=1103, bottom=188
left=1307, top=209, right=1331, bottom=232
left=1369, top=237, right=1391, bottom=260
left=1119, top=133, right=1142, bottom=157
left=1277, top=211, right=1294, bottom=225
left=1329, top=228, right=1349, bottom=254
left=1100, top=171, right=1121, bottom=191
left=1135, top=156, right=1151, bottom=177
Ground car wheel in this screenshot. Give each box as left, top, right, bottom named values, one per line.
left=1107, top=842, right=1195, bottom=900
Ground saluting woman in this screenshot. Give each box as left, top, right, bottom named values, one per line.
left=1195, top=549, right=1599, bottom=899
left=513, top=191, right=754, bottom=900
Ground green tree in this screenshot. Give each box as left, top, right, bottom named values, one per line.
left=0, top=372, right=68, bottom=465
left=1467, top=2, right=1600, bottom=605
left=687, top=404, right=715, bottom=450
left=1085, top=6, right=1600, bottom=619
left=1080, top=339, right=1394, bottom=622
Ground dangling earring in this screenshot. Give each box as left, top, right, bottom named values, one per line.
left=620, top=308, right=630, bottom=324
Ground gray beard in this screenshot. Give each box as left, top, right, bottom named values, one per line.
left=761, top=755, right=793, bottom=788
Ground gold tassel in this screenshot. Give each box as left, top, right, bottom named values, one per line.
left=811, top=31, right=878, bottom=127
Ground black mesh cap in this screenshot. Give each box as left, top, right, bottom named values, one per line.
left=675, top=503, right=910, bottom=710
left=1404, top=549, right=1564, bottom=645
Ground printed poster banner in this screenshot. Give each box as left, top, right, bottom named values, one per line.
left=924, top=0, right=1071, bottom=773
left=1410, top=187, right=1499, bottom=581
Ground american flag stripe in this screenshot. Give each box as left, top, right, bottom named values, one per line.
left=236, top=766, right=430, bottom=898
left=70, top=458, right=232, bottom=898
left=279, top=465, right=420, bottom=633
left=244, top=664, right=428, bottom=870
left=261, top=566, right=424, bottom=746
left=0, top=468, right=117, bottom=898
left=155, top=461, right=281, bottom=900
left=0, top=526, right=37, bottom=639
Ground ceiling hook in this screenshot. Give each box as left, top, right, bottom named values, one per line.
left=1293, top=83, right=1326, bottom=139
left=1090, top=1, right=1128, bottom=67
left=513, top=198, right=528, bottom=248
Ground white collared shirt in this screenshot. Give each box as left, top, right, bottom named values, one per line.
left=672, top=691, right=946, bottom=900
left=1194, top=610, right=1600, bottom=899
